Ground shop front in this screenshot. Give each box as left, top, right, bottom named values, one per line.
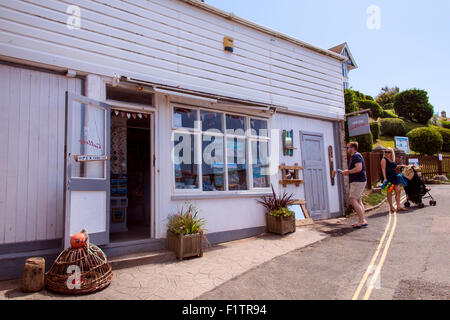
left=0, top=0, right=347, bottom=280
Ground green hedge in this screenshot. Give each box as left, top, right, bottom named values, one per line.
left=442, top=120, right=450, bottom=129
left=436, top=127, right=450, bottom=152
left=380, top=118, right=407, bottom=137
left=358, top=100, right=383, bottom=119
left=381, top=109, right=398, bottom=119
left=355, top=133, right=374, bottom=153
left=407, top=127, right=443, bottom=155
left=370, top=122, right=381, bottom=141
left=344, top=89, right=358, bottom=114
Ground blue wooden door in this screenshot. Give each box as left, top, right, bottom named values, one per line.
left=300, top=132, right=330, bottom=220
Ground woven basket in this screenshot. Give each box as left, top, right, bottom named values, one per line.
left=46, top=243, right=113, bottom=295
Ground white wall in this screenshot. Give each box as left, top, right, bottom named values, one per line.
left=272, top=113, right=340, bottom=215
left=0, top=0, right=344, bottom=120
left=0, top=64, right=82, bottom=244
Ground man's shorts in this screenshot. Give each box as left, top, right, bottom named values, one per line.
left=349, top=182, right=367, bottom=200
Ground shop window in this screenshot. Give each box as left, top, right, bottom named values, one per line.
left=174, top=107, right=198, bottom=129
left=172, top=106, right=270, bottom=193
left=250, top=118, right=268, bottom=137
left=201, top=110, right=223, bottom=132
left=174, top=133, right=199, bottom=190
left=226, top=114, right=245, bottom=135
left=202, top=135, right=225, bottom=191
left=227, top=137, right=247, bottom=191
left=251, top=139, right=271, bottom=188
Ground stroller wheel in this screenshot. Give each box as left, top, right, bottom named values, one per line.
left=430, top=200, right=437, bottom=206
left=418, top=203, right=425, bottom=209
left=404, top=202, right=411, bottom=208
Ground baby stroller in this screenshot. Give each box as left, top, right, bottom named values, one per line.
left=402, top=166, right=437, bottom=209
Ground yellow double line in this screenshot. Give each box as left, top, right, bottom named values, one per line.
left=352, top=196, right=406, bottom=300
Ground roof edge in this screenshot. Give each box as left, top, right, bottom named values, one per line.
left=178, top=0, right=347, bottom=62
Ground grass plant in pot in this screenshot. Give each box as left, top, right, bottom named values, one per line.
left=167, top=203, right=207, bottom=260
left=257, top=186, right=296, bottom=235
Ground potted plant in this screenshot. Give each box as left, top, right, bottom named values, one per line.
left=257, top=186, right=296, bottom=235
left=167, top=203, right=207, bottom=260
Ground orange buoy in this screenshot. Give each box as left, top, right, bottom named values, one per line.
left=70, top=230, right=88, bottom=248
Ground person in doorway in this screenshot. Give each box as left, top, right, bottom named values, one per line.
left=381, top=147, right=407, bottom=212
left=342, top=142, right=368, bottom=229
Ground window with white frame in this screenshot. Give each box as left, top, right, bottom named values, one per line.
left=172, top=106, right=271, bottom=192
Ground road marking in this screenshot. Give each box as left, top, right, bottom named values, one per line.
left=362, top=209, right=398, bottom=300
left=352, top=195, right=406, bottom=300
left=351, top=211, right=392, bottom=300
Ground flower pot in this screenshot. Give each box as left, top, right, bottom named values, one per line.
left=167, top=230, right=204, bottom=260
left=266, top=214, right=296, bottom=235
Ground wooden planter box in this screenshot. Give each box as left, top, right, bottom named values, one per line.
left=167, top=230, right=204, bottom=261
left=266, top=214, right=296, bottom=235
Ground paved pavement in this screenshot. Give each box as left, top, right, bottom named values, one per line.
left=1, top=185, right=447, bottom=300
left=199, top=185, right=450, bottom=300
left=0, top=225, right=326, bottom=300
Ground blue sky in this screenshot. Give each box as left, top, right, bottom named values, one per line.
left=206, top=0, right=450, bottom=115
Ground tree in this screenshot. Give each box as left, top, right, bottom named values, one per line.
left=376, top=86, right=399, bottom=109
left=394, top=89, right=434, bottom=124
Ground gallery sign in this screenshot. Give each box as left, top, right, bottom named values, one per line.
left=348, top=113, right=370, bottom=137
left=75, top=155, right=109, bottom=162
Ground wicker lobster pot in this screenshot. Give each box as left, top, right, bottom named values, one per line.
left=167, top=230, right=204, bottom=261
left=46, top=243, right=113, bottom=295
left=266, top=214, right=296, bottom=235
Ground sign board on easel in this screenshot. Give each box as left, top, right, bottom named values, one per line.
left=288, top=200, right=314, bottom=226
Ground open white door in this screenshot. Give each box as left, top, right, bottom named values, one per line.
left=64, top=92, right=111, bottom=248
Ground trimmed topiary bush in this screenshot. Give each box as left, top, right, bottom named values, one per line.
left=380, top=118, right=407, bottom=137
left=370, top=122, right=381, bottom=141
left=382, top=109, right=398, bottom=119
left=383, top=102, right=395, bottom=110
left=442, top=120, right=450, bottom=129
left=353, top=90, right=374, bottom=101
left=358, top=100, right=383, bottom=119
left=436, top=127, right=450, bottom=152
left=355, top=133, right=374, bottom=153
left=407, top=127, right=443, bottom=155
left=393, top=89, right=434, bottom=124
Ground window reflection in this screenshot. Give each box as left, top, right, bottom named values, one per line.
left=202, top=135, right=225, bottom=191
left=174, top=133, right=198, bottom=189
left=227, top=138, right=247, bottom=191
left=252, top=140, right=270, bottom=188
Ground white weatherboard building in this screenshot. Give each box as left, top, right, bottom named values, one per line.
left=0, top=0, right=348, bottom=279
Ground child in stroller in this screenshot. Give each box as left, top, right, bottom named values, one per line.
left=402, top=166, right=437, bottom=209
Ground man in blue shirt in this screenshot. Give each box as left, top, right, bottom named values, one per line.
left=342, top=142, right=368, bottom=229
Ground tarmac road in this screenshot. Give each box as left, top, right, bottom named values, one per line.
left=199, top=185, right=450, bottom=300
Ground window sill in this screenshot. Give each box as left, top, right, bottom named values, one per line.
left=171, top=191, right=272, bottom=201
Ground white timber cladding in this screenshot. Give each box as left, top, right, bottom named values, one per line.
left=0, top=64, right=83, bottom=244
left=0, top=0, right=345, bottom=120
